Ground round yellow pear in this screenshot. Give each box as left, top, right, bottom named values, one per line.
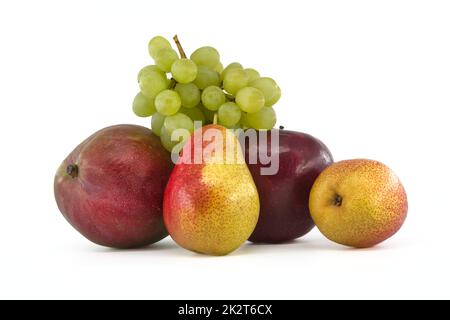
left=309, top=159, right=407, bottom=248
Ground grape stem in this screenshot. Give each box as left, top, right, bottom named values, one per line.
left=173, top=35, right=187, bottom=59
left=225, top=93, right=235, bottom=102
left=169, top=78, right=177, bottom=89
left=213, top=113, right=218, bottom=125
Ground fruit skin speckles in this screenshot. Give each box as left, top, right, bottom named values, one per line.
left=163, top=125, right=259, bottom=256
left=309, top=159, right=408, bottom=248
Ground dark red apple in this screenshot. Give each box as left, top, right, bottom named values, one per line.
left=54, top=124, right=173, bottom=248
left=245, top=129, right=333, bottom=243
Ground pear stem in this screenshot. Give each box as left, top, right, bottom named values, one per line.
left=333, top=194, right=343, bottom=207
left=173, top=35, right=187, bottom=59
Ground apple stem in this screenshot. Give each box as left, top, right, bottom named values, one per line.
left=173, top=35, right=187, bottom=59
left=279, top=125, right=285, bottom=130
left=66, top=164, right=78, bottom=178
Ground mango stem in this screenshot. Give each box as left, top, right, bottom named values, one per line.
left=66, top=164, right=78, bottom=178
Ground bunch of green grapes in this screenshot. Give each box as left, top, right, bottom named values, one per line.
left=133, top=35, right=281, bottom=152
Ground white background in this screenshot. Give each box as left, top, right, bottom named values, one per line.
left=0, top=0, right=449, bottom=300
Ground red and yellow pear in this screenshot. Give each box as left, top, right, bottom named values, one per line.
left=163, top=124, right=259, bottom=256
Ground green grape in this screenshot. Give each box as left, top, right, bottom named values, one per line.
left=193, top=66, right=221, bottom=90
left=132, top=92, right=156, bottom=117
left=244, top=68, right=260, bottom=83
left=163, top=113, right=194, bottom=135
left=221, top=62, right=243, bottom=80
left=201, top=86, right=226, bottom=111
left=200, top=103, right=215, bottom=123
left=174, top=83, right=201, bottom=108
left=225, top=124, right=241, bottom=129
left=226, top=62, right=243, bottom=69
left=240, top=112, right=250, bottom=129
left=246, top=106, right=277, bottom=129
left=154, top=48, right=179, bottom=72
left=160, top=126, right=178, bottom=152
left=213, top=62, right=224, bottom=74
left=235, top=87, right=265, bottom=113
left=218, top=102, right=241, bottom=126
left=155, top=89, right=181, bottom=116
left=250, top=77, right=281, bottom=106
left=190, top=46, right=220, bottom=69
left=230, top=62, right=243, bottom=68
left=171, top=58, right=198, bottom=84
left=137, top=65, right=165, bottom=82
left=269, top=85, right=282, bottom=106
left=151, top=112, right=166, bottom=136
left=223, top=68, right=249, bottom=95
left=139, top=71, right=169, bottom=98
left=160, top=122, right=191, bottom=154
left=148, top=36, right=172, bottom=59
left=180, top=107, right=206, bottom=124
